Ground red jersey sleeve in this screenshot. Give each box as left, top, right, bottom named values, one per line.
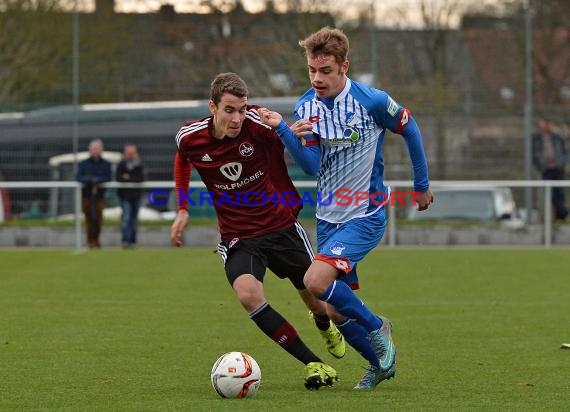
left=174, top=151, right=191, bottom=211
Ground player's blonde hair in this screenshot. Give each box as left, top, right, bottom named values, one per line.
left=298, top=26, right=349, bottom=65
left=210, top=73, right=249, bottom=105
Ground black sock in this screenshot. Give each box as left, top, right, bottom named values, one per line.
left=249, top=302, right=321, bottom=365
left=312, top=313, right=331, bottom=331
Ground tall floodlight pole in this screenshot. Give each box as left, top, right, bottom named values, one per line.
left=72, top=0, right=81, bottom=250
left=524, top=0, right=533, bottom=224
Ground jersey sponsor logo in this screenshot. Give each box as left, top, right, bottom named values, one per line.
left=318, top=111, right=360, bottom=145
left=213, top=170, right=265, bottom=190
left=201, top=154, right=213, bottom=162
left=343, top=127, right=360, bottom=142
left=220, top=162, right=243, bottom=181
left=239, top=142, right=254, bottom=157
left=387, top=97, right=400, bottom=117
left=324, top=126, right=360, bottom=145
left=330, top=241, right=346, bottom=256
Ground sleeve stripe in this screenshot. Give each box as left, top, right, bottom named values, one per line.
left=245, top=111, right=271, bottom=129
left=246, top=108, right=261, bottom=121
left=175, top=120, right=209, bottom=147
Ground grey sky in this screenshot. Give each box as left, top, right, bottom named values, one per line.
left=72, top=0, right=516, bottom=28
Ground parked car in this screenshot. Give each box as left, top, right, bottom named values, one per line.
left=406, top=187, right=524, bottom=228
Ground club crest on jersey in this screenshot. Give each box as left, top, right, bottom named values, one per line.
left=330, top=242, right=346, bottom=256
left=322, top=111, right=360, bottom=145
left=239, top=142, right=254, bottom=157
left=220, top=162, right=242, bottom=181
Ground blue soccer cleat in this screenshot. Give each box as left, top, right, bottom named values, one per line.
left=369, top=316, right=396, bottom=374
left=353, top=362, right=396, bottom=390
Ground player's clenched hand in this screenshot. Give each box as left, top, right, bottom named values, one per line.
left=258, top=107, right=283, bottom=128
left=416, top=189, right=434, bottom=211
left=290, top=119, right=313, bottom=146
left=171, top=210, right=189, bottom=247
left=290, top=119, right=313, bottom=138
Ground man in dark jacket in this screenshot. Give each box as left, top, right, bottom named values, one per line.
left=116, top=144, right=144, bottom=248
left=76, top=139, right=112, bottom=248
left=532, top=117, right=568, bottom=221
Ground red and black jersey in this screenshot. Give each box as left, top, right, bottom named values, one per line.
left=174, top=106, right=301, bottom=241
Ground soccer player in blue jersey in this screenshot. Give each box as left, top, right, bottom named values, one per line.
left=259, top=26, right=434, bottom=389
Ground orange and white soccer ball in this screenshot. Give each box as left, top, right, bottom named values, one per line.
left=211, top=352, right=261, bottom=398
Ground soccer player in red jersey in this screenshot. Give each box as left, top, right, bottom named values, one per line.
left=171, top=73, right=344, bottom=389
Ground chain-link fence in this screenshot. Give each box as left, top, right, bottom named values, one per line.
left=1, top=0, right=569, bottom=247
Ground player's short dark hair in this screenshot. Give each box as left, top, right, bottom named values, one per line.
left=210, top=73, right=249, bottom=105
left=298, top=26, right=349, bottom=65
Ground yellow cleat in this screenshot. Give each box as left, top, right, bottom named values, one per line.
left=304, top=362, right=338, bottom=390
left=310, top=312, right=346, bottom=359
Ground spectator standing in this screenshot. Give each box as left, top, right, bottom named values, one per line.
left=116, top=144, right=144, bottom=248
left=532, top=117, right=568, bottom=221
left=76, top=139, right=111, bottom=248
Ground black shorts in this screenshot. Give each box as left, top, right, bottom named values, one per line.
left=216, top=222, right=314, bottom=290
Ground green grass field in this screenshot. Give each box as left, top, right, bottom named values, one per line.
left=1, top=248, right=569, bottom=411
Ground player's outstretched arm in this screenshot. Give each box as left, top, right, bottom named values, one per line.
left=172, top=151, right=192, bottom=247
left=258, top=107, right=320, bottom=175
left=399, top=119, right=434, bottom=211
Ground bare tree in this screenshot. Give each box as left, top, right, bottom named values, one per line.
left=0, top=0, right=67, bottom=110
left=384, top=0, right=472, bottom=179
left=532, top=0, right=570, bottom=108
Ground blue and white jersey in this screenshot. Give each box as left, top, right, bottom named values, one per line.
left=293, top=77, right=429, bottom=224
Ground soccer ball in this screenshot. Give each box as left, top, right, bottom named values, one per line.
left=211, top=352, right=261, bottom=398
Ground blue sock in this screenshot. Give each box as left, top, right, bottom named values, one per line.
left=336, top=318, right=379, bottom=368
left=321, top=280, right=382, bottom=332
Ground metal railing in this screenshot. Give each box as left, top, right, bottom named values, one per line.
left=1, top=180, right=569, bottom=249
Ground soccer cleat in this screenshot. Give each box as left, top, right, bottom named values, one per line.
left=309, top=312, right=346, bottom=358
left=304, top=362, right=338, bottom=390
left=369, top=316, right=397, bottom=373
left=353, top=362, right=396, bottom=390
